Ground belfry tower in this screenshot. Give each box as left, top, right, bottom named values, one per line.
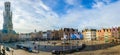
left=2, top=2, right=15, bottom=34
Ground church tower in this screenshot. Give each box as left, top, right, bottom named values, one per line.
left=2, top=2, right=15, bottom=34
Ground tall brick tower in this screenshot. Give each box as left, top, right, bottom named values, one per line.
left=2, top=2, right=15, bottom=34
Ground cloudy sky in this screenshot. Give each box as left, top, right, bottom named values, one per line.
left=0, top=0, right=120, bottom=33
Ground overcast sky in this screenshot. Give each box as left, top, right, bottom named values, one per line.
left=0, top=0, right=120, bottom=33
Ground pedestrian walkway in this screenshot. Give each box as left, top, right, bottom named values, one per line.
left=1, top=45, right=51, bottom=55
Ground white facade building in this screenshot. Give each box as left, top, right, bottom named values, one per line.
left=83, top=29, right=96, bottom=41
left=42, top=32, right=47, bottom=39
left=19, top=33, right=31, bottom=41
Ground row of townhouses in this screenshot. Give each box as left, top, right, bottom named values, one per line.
left=5, top=27, right=120, bottom=42
left=82, top=27, right=120, bottom=43
left=18, top=28, right=83, bottom=41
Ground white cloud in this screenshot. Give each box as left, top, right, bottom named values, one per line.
left=60, top=0, right=120, bottom=31
left=92, top=2, right=105, bottom=9
left=102, top=0, right=112, bottom=4
left=65, top=0, right=76, bottom=5
left=0, top=0, right=119, bottom=33
left=65, top=0, right=81, bottom=6
left=0, top=0, right=59, bottom=33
